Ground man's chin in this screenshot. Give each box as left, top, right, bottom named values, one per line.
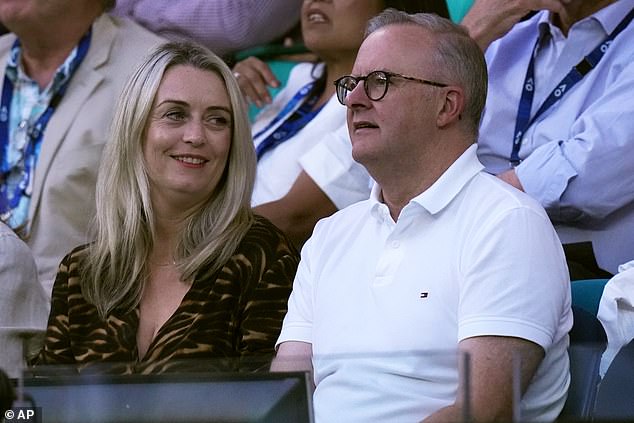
left=351, top=145, right=378, bottom=167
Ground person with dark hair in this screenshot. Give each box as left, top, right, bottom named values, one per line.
left=234, top=0, right=447, bottom=247
left=274, top=10, right=571, bottom=422
left=0, top=0, right=164, bottom=298
left=35, top=42, right=299, bottom=374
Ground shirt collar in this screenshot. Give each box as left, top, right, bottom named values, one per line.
left=370, top=144, right=484, bottom=217
left=538, top=1, right=632, bottom=39
left=5, top=37, right=83, bottom=94
left=594, top=0, right=634, bottom=34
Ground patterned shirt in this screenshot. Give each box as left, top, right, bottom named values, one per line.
left=35, top=216, right=299, bottom=374
left=0, top=42, right=81, bottom=230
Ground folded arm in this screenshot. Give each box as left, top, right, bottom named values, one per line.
left=515, top=62, right=634, bottom=223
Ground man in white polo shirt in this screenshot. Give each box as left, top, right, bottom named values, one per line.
left=274, top=9, right=572, bottom=423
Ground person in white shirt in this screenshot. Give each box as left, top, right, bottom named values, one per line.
left=597, top=259, right=634, bottom=376
left=274, top=10, right=572, bottom=422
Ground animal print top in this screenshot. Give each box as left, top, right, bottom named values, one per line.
left=35, top=216, right=299, bottom=374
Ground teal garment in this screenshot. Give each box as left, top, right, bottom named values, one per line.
left=233, top=43, right=309, bottom=122
left=446, top=0, right=473, bottom=23
left=248, top=60, right=298, bottom=122
left=571, top=278, right=610, bottom=317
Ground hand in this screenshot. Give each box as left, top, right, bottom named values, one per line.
left=497, top=168, right=525, bottom=191
left=461, top=0, right=567, bottom=50
left=232, top=56, right=280, bottom=108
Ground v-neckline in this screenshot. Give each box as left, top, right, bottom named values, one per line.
left=134, top=276, right=198, bottom=362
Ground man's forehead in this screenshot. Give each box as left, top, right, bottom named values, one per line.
left=353, top=24, right=434, bottom=74
left=366, top=23, right=434, bottom=46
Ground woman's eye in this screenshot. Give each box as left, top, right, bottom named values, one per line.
left=206, top=115, right=230, bottom=127
left=164, top=110, right=185, bottom=121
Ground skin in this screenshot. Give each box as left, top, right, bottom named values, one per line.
left=345, top=25, right=468, bottom=220
left=0, top=0, right=104, bottom=88
left=270, top=340, right=313, bottom=374
left=143, top=65, right=232, bottom=217
left=137, top=65, right=232, bottom=358
left=274, top=24, right=545, bottom=422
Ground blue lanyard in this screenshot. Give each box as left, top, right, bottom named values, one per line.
left=510, top=7, right=634, bottom=166
left=253, top=81, right=324, bottom=160
left=0, top=28, right=92, bottom=216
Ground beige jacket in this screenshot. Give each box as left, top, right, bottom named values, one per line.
left=0, top=222, right=47, bottom=377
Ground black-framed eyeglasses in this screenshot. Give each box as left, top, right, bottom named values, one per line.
left=333, top=70, right=448, bottom=105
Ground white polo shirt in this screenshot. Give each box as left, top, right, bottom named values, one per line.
left=277, top=145, right=572, bottom=422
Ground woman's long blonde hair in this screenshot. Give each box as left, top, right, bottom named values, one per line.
left=81, top=41, right=256, bottom=319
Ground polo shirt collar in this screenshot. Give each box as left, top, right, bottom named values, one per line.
left=370, top=144, right=483, bottom=217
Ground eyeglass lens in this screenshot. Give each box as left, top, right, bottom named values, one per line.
left=366, top=72, right=388, bottom=101
left=336, top=71, right=389, bottom=104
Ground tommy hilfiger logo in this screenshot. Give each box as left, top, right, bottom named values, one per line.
left=420, top=292, right=429, bottom=299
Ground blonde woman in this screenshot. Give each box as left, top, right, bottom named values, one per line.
left=35, top=42, right=299, bottom=374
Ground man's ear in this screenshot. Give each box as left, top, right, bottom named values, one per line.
left=436, top=86, right=464, bottom=128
